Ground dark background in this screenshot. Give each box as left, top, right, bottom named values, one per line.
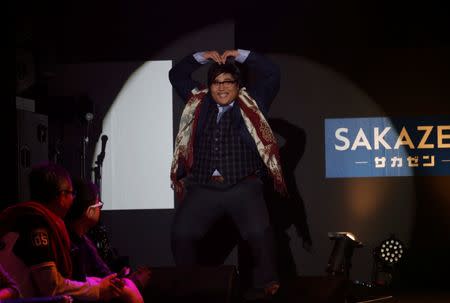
left=9, top=0, right=450, bottom=292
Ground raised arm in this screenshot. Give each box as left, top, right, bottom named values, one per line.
left=243, top=52, right=281, bottom=113
left=221, top=49, right=280, bottom=112
left=169, top=51, right=222, bottom=102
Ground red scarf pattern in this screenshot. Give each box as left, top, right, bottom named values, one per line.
left=171, top=88, right=287, bottom=201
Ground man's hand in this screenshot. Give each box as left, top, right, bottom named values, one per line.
left=129, top=266, right=152, bottom=290
left=221, top=50, right=239, bottom=62
left=203, top=51, right=223, bottom=64
left=99, top=273, right=124, bottom=301
left=202, top=50, right=239, bottom=64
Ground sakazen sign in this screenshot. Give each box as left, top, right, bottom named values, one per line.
left=325, top=117, right=450, bottom=177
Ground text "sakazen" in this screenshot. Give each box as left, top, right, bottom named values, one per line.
left=334, top=125, right=450, bottom=151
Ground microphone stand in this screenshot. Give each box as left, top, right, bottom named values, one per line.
left=81, top=136, right=88, bottom=180
left=93, top=135, right=108, bottom=196
left=81, top=113, right=93, bottom=180
left=89, top=134, right=124, bottom=270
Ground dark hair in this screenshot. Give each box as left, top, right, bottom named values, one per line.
left=207, top=61, right=242, bottom=88
left=29, top=162, right=72, bottom=204
left=65, top=178, right=99, bottom=222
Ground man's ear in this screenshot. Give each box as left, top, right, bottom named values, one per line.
left=86, top=207, right=95, bottom=219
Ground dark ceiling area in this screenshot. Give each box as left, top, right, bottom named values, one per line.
left=15, top=1, right=450, bottom=62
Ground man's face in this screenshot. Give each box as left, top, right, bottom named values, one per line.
left=210, top=73, right=239, bottom=105
left=57, top=178, right=75, bottom=217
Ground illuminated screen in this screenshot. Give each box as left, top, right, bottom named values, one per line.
left=93, top=61, right=174, bottom=210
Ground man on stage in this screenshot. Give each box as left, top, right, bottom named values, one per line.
left=169, top=49, right=287, bottom=300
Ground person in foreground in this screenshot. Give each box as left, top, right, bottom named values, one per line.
left=0, top=162, right=123, bottom=301
left=169, top=49, right=287, bottom=301
left=65, top=178, right=151, bottom=303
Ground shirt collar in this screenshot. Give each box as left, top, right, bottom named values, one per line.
left=216, top=101, right=235, bottom=108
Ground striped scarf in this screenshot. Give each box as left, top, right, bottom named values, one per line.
left=170, top=87, right=287, bottom=201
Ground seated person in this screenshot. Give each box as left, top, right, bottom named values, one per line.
left=0, top=162, right=123, bottom=301
left=65, top=178, right=151, bottom=303
left=0, top=264, right=20, bottom=300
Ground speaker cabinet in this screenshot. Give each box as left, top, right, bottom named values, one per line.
left=16, top=109, right=48, bottom=201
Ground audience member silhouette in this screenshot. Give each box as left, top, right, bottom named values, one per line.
left=0, top=162, right=123, bottom=301
left=65, top=178, right=151, bottom=303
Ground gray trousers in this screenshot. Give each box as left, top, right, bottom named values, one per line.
left=171, top=177, right=278, bottom=288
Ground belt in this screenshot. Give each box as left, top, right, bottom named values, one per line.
left=210, top=174, right=258, bottom=183
left=210, top=175, right=225, bottom=183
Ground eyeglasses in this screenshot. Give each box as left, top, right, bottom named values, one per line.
left=88, top=200, right=104, bottom=210
left=211, top=80, right=237, bottom=88
left=59, top=190, right=77, bottom=197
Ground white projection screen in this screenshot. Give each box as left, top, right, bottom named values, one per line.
left=94, top=61, right=174, bottom=210
left=47, top=60, right=176, bottom=210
